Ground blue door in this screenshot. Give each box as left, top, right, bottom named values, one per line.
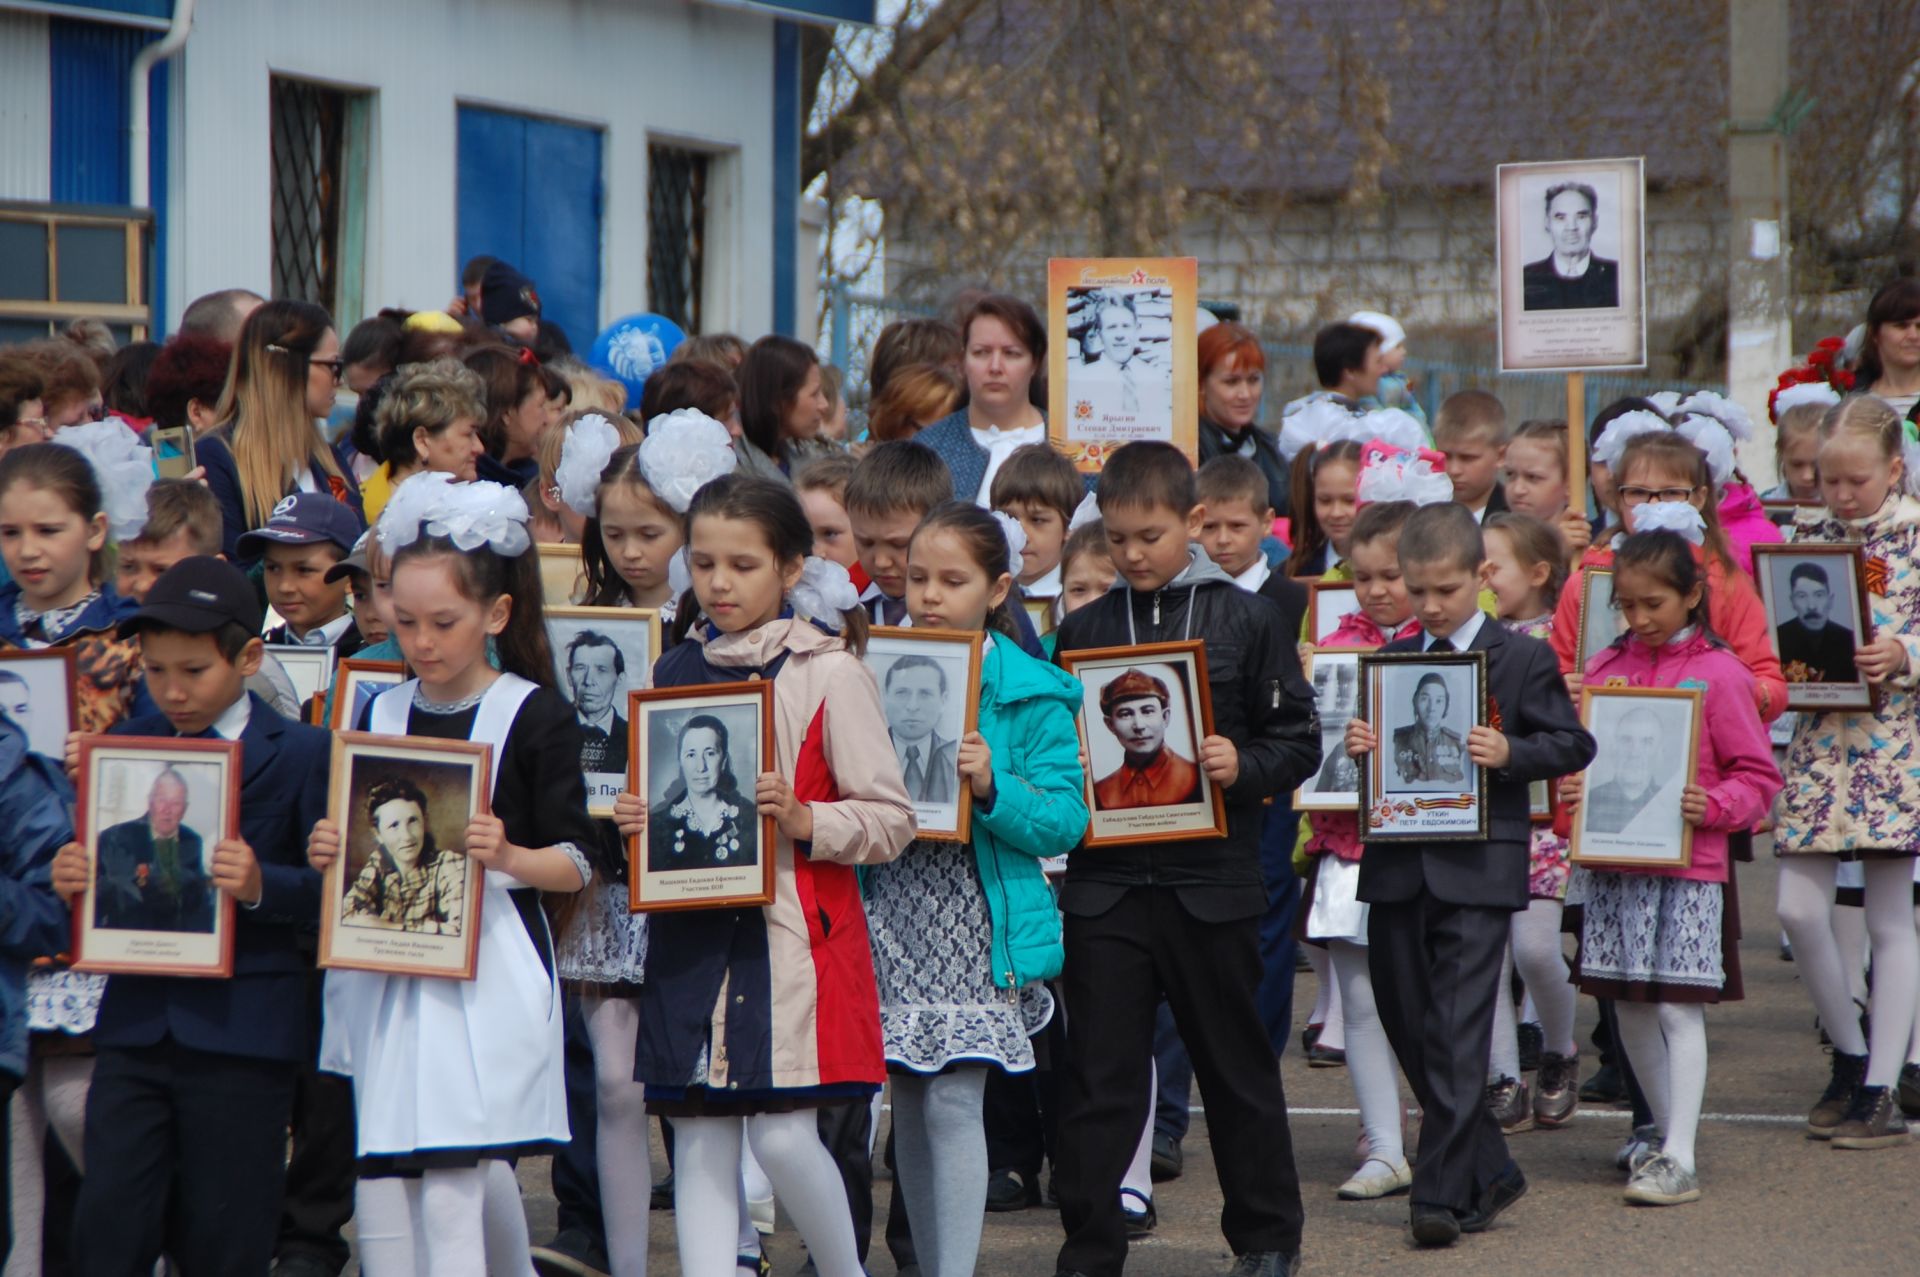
left=456, top=106, right=603, bottom=353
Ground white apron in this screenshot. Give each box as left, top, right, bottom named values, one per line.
left=319, top=674, right=570, bottom=1158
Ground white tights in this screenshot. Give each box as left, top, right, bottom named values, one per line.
left=585, top=997, right=651, bottom=1277
left=1490, top=901, right=1578, bottom=1079
left=1121, top=1061, right=1155, bottom=1205
left=890, top=1069, right=989, bottom=1277
left=1304, top=944, right=1346, bottom=1051
left=1613, top=1002, right=1707, bottom=1172
left=6, top=1054, right=92, bottom=1277
left=1329, top=940, right=1403, bottom=1165
left=673, top=1112, right=861, bottom=1277
left=354, top=1161, right=534, bottom=1277
left=1778, top=856, right=1920, bottom=1085
left=1911, top=901, right=1920, bottom=1066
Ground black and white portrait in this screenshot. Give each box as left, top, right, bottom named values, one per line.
left=1296, top=650, right=1362, bottom=810
left=1382, top=666, right=1474, bottom=795
left=862, top=630, right=980, bottom=840
left=1359, top=651, right=1488, bottom=842
left=546, top=607, right=659, bottom=815
left=0, top=648, right=74, bottom=762
left=1310, top=584, right=1360, bottom=643
left=1519, top=177, right=1621, bottom=312
left=1755, top=545, right=1871, bottom=710
left=1573, top=688, right=1699, bottom=867
left=1495, top=157, right=1646, bottom=374
left=629, top=683, right=775, bottom=911
left=1065, top=285, right=1175, bottom=442
left=269, top=644, right=335, bottom=708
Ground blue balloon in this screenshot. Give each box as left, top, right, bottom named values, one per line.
left=590, top=313, right=688, bottom=407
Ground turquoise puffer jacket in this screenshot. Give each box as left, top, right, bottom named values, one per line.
left=968, top=635, right=1087, bottom=988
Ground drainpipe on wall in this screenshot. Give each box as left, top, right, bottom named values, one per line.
left=129, top=0, right=195, bottom=208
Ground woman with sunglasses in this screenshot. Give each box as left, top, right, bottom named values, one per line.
left=196, top=300, right=363, bottom=560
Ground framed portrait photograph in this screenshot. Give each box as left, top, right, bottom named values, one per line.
left=864, top=626, right=985, bottom=842
left=1575, top=568, right=1625, bottom=671
left=627, top=682, right=776, bottom=912
left=1752, top=543, right=1874, bottom=711
left=1307, top=582, right=1361, bottom=643
left=0, top=646, right=78, bottom=762
left=1495, top=156, right=1647, bottom=372
left=1570, top=685, right=1701, bottom=868
left=319, top=733, right=490, bottom=979
left=1295, top=646, right=1371, bottom=812
left=1047, top=257, right=1199, bottom=471
left=1358, top=651, right=1489, bottom=843
left=1058, top=640, right=1226, bottom=848
left=73, top=736, right=239, bottom=978
left=269, top=644, right=336, bottom=708
left=1022, top=596, right=1057, bottom=639
left=1530, top=779, right=1555, bottom=824
left=537, top=542, right=587, bottom=607
left=547, top=606, right=664, bottom=817
left=1762, top=496, right=1822, bottom=529
left=328, top=658, right=407, bottom=731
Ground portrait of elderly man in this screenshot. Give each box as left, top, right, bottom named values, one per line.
left=94, top=768, right=214, bottom=933
left=883, top=654, right=958, bottom=805
left=565, top=630, right=629, bottom=775
left=1776, top=561, right=1859, bottom=685
left=1392, top=673, right=1467, bottom=787
left=1092, top=668, right=1200, bottom=810
left=1585, top=706, right=1673, bottom=837
left=1522, top=181, right=1620, bottom=311
left=340, top=777, right=466, bottom=935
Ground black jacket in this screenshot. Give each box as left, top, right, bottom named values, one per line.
left=1258, top=569, right=1309, bottom=641
left=1053, top=549, right=1321, bottom=922
left=1357, top=621, right=1594, bottom=910
left=1199, top=416, right=1290, bottom=519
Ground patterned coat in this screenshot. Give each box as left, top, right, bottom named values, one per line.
left=0, top=582, right=147, bottom=733
left=1776, top=494, right=1920, bottom=854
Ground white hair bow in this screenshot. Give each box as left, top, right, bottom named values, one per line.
left=1675, top=415, right=1737, bottom=488
left=1673, top=390, right=1755, bottom=443
left=990, top=510, right=1028, bottom=578
left=376, top=471, right=530, bottom=556
left=638, top=409, right=737, bottom=514
left=1628, top=500, right=1706, bottom=546
left=1067, top=490, right=1101, bottom=533
left=1591, top=411, right=1671, bottom=470
left=554, top=413, right=622, bottom=517
left=1772, top=382, right=1840, bottom=416
left=789, top=556, right=859, bottom=631
left=56, top=418, right=153, bottom=542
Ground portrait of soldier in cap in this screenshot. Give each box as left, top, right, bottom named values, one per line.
left=1092, top=667, right=1200, bottom=811
left=1391, top=671, right=1468, bottom=787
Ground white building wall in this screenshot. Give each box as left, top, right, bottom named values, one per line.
left=166, top=0, right=775, bottom=334
left=0, top=10, right=50, bottom=202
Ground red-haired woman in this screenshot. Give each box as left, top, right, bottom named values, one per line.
left=1197, top=321, right=1288, bottom=517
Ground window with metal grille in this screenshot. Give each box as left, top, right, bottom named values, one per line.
left=648, top=144, right=708, bottom=334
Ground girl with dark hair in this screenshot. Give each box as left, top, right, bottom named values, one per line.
left=733, top=335, right=832, bottom=481
left=612, top=473, right=912, bottom=1275
left=308, top=472, right=594, bottom=1274
left=465, top=345, right=557, bottom=489
left=909, top=294, right=1051, bottom=504
left=1562, top=528, right=1781, bottom=1206
left=863, top=502, right=1084, bottom=1271
left=1284, top=439, right=1363, bottom=579
left=1855, top=278, right=1920, bottom=415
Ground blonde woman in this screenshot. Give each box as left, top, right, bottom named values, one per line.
left=358, top=359, right=492, bottom=523
left=197, top=300, right=360, bottom=559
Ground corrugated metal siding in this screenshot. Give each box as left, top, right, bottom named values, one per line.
left=0, top=11, right=51, bottom=200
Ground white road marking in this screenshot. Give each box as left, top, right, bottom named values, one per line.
left=1281, top=1105, right=1803, bottom=1125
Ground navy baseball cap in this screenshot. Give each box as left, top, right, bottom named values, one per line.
left=323, top=530, right=374, bottom=584
left=120, top=556, right=264, bottom=637
left=236, top=492, right=363, bottom=559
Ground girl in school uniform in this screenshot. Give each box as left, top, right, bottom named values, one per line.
left=613, top=473, right=914, bottom=1277
left=308, top=471, right=595, bottom=1276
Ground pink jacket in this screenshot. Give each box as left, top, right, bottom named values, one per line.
left=1718, top=481, right=1785, bottom=575
left=1581, top=631, right=1783, bottom=883
left=1304, top=612, right=1423, bottom=861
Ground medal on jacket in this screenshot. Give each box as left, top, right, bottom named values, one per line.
left=1864, top=555, right=1890, bottom=597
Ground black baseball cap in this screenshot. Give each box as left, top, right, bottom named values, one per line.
left=120, top=556, right=264, bottom=637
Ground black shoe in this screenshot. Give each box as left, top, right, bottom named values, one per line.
left=270, top=1257, right=344, bottom=1277
left=1410, top=1203, right=1461, bottom=1247
left=1306, top=1041, right=1346, bottom=1068
left=1226, top=1252, right=1302, bottom=1276
left=1459, top=1161, right=1528, bottom=1233
left=650, top=1170, right=674, bottom=1210
left=1900, top=1062, right=1920, bottom=1119
left=985, top=1166, right=1041, bottom=1212
left=1150, top=1130, right=1184, bottom=1182
left=1120, top=1187, right=1156, bottom=1238
left=1579, top=1063, right=1626, bottom=1105
left=1516, top=1021, right=1544, bottom=1073
left=530, top=1227, right=612, bottom=1277
left=1301, top=1022, right=1322, bottom=1053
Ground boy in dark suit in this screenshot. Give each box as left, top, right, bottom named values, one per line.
left=92, top=767, right=214, bottom=933
left=1343, top=503, right=1593, bottom=1247
left=52, top=557, right=330, bottom=1275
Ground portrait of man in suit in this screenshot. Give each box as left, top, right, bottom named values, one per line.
left=1776, top=561, right=1859, bottom=685
left=0, top=669, right=31, bottom=738
left=1522, top=181, right=1620, bottom=311
left=566, top=630, right=629, bottom=776
left=1585, top=706, right=1672, bottom=837
left=1073, top=289, right=1173, bottom=427
left=1092, top=668, right=1200, bottom=811
left=94, top=767, right=214, bottom=933
left=1391, top=673, right=1468, bottom=787
left=884, top=654, right=958, bottom=805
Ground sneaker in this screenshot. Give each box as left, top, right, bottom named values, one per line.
left=1307, top=1041, right=1346, bottom=1068
left=530, top=1228, right=611, bottom=1277
left=1458, top=1160, right=1528, bottom=1233
left=1485, top=1075, right=1534, bottom=1134
left=1119, top=1187, right=1156, bottom=1238
left=985, top=1167, right=1041, bottom=1212
left=1516, top=1021, right=1544, bottom=1073
left=1409, top=1204, right=1461, bottom=1247
left=1615, top=1124, right=1663, bottom=1174
left=1900, top=1062, right=1920, bottom=1120
left=1808, top=1050, right=1868, bottom=1139
left=1831, top=1084, right=1912, bottom=1149
left=1226, top=1252, right=1302, bottom=1276
left=747, top=1192, right=775, bottom=1235
left=1533, top=1052, right=1579, bottom=1128
left=734, top=1248, right=773, bottom=1277
left=1579, top=1062, right=1627, bottom=1106
left=1337, top=1156, right=1413, bottom=1200
left=1150, top=1131, right=1183, bottom=1182
left=1623, top=1152, right=1701, bottom=1205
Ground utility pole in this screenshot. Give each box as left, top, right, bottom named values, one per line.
left=1726, top=0, right=1795, bottom=488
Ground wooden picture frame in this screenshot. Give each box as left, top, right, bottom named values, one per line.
left=1046, top=257, right=1200, bottom=472
left=1294, top=645, right=1373, bottom=811
left=1495, top=155, right=1648, bottom=373
left=863, top=626, right=986, bottom=842
left=73, top=735, right=241, bottom=978
left=627, top=682, right=778, bottom=912
left=1761, top=496, right=1823, bottom=528
left=1057, top=639, right=1227, bottom=848
left=547, top=606, right=664, bottom=817
left=0, top=646, right=79, bottom=762
left=269, top=644, right=336, bottom=708
left=329, top=659, right=408, bottom=731
left=1358, top=650, right=1491, bottom=843
left=1574, top=568, right=1622, bottom=671
left=1569, top=684, right=1701, bottom=868
left=1751, top=542, right=1875, bottom=712
left=1307, top=581, right=1361, bottom=643
left=538, top=542, right=587, bottom=607
left=1022, top=596, right=1057, bottom=639
left=319, top=732, right=491, bottom=979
